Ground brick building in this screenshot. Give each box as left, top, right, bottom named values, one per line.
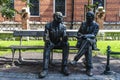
left=0, top=0, right=120, bottom=30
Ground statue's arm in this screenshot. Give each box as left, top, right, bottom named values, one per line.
left=43, top=24, right=54, bottom=48
left=43, top=24, right=49, bottom=42
left=92, top=23, right=99, bottom=36
left=62, top=25, right=68, bottom=42
left=77, top=22, right=84, bottom=36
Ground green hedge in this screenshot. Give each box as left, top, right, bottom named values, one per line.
left=0, top=33, right=13, bottom=40
left=0, top=32, right=120, bottom=41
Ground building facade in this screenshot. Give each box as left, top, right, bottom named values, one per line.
left=0, top=0, right=120, bottom=30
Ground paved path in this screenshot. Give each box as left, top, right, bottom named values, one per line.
left=0, top=71, right=120, bottom=80
left=0, top=52, right=120, bottom=80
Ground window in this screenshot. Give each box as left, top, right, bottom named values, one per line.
left=93, top=0, right=105, bottom=8
left=10, top=0, right=14, bottom=9
left=54, top=0, right=66, bottom=16
left=29, top=0, right=39, bottom=16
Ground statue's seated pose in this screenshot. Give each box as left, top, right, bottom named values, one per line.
left=39, top=12, right=70, bottom=78
left=71, top=11, right=99, bottom=76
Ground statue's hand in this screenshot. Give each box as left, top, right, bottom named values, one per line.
left=49, top=42, right=54, bottom=47
left=63, top=35, right=68, bottom=42
left=46, top=41, right=54, bottom=49
left=81, top=35, right=87, bottom=39
left=49, top=42, right=54, bottom=49
left=75, top=35, right=85, bottom=39
left=77, top=34, right=95, bottom=40
left=84, top=34, right=95, bottom=39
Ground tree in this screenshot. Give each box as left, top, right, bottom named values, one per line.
left=0, top=0, right=27, bottom=20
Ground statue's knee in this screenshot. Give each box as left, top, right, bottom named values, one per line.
left=64, top=42, right=69, bottom=46
left=62, top=42, right=69, bottom=49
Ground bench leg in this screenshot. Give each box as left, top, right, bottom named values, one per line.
left=11, top=49, right=16, bottom=66
left=18, top=49, right=23, bottom=63
left=50, top=50, right=53, bottom=64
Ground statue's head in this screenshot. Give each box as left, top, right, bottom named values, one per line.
left=53, top=12, right=63, bottom=23
left=86, top=11, right=94, bottom=23
left=21, top=7, right=27, bottom=13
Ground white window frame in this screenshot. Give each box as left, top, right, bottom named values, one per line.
left=92, top=0, right=106, bottom=9
left=53, top=0, right=67, bottom=17
left=27, top=0, right=40, bottom=17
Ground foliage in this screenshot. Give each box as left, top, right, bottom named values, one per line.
left=0, top=33, right=13, bottom=40
left=0, top=0, right=13, bottom=19
left=85, top=1, right=99, bottom=11
left=1, top=8, right=15, bottom=20
left=0, top=0, right=30, bottom=20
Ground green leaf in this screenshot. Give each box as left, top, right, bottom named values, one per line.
left=0, top=0, right=29, bottom=19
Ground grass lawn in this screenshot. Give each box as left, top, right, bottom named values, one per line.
left=97, top=41, right=120, bottom=58
left=0, top=40, right=120, bottom=58
left=0, top=40, right=44, bottom=56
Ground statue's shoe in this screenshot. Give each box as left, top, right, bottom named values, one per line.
left=39, top=70, right=48, bottom=78
left=61, top=67, right=70, bottom=76
left=93, top=48, right=100, bottom=51
left=86, top=70, right=93, bottom=77
left=70, top=60, right=77, bottom=65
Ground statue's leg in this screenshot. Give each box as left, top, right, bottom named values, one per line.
left=43, top=47, right=51, bottom=70
left=70, top=40, right=87, bottom=65
left=39, top=46, right=51, bottom=78
left=92, top=39, right=99, bottom=50
left=61, top=42, right=70, bottom=76
left=85, top=44, right=93, bottom=76
left=74, top=48, right=86, bottom=61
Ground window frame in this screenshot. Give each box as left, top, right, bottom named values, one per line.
left=28, top=0, right=40, bottom=17
left=53, top=0, right=67, bottom=17
left=92, top=0, right=106, bottom=9
left=10, top=0, right=14, bottom=9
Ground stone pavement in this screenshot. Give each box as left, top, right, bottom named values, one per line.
left=0, top=52, right=120, bottom=80
left=0, top=71, right=120, bottom=80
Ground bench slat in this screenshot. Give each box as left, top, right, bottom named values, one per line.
left=13, top=30, right=78, bottom=37
left=13, top=30, right=44, bottom=37
left=10, top=45, right=44, bottom=49
left=110, top=52, right=120, bottom=55
left=10, top=45, right=77, bottom=50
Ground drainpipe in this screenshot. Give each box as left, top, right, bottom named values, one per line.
left=88, top=0, right=90, bottom=6
left=70, top=0, right=74, bottom=29
left=84, top=5, right=86, bottom=21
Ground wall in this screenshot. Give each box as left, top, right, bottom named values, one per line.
left=0, top=0, right=120, bottom=29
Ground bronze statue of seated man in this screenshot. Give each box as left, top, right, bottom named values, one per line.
left=71, top=11, right=99, bottom=77
left=39, top=12, right=70, bottom=78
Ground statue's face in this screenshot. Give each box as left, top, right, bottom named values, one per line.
left=86, top=12, right=94, bottom=23
left=54, top=12, right=63, bottom=23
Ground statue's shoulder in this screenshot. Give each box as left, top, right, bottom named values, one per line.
left=81, top=21, right=87, bottom=27
left=81, top=21, right=86, bottom=25
left=60, top=22, right=66, bottom=29
left=45, top=22, right=52, bottom=29
left=93, top=21, right=99, bottom=26
left=61, top=22, right=66, bottom=26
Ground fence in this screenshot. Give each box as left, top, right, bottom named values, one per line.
left=0, top=29, right=120, bottom=41
left=0, top=21, right=120, bottom=30
left=97, top=30, right=120, bottom=40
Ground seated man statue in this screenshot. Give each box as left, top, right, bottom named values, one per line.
left=39, top=12, right=70, bottom=78
left=71, top=11, right=99, bottom=76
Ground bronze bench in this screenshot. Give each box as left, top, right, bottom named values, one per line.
left=10, top=30, right=78, bottom=65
